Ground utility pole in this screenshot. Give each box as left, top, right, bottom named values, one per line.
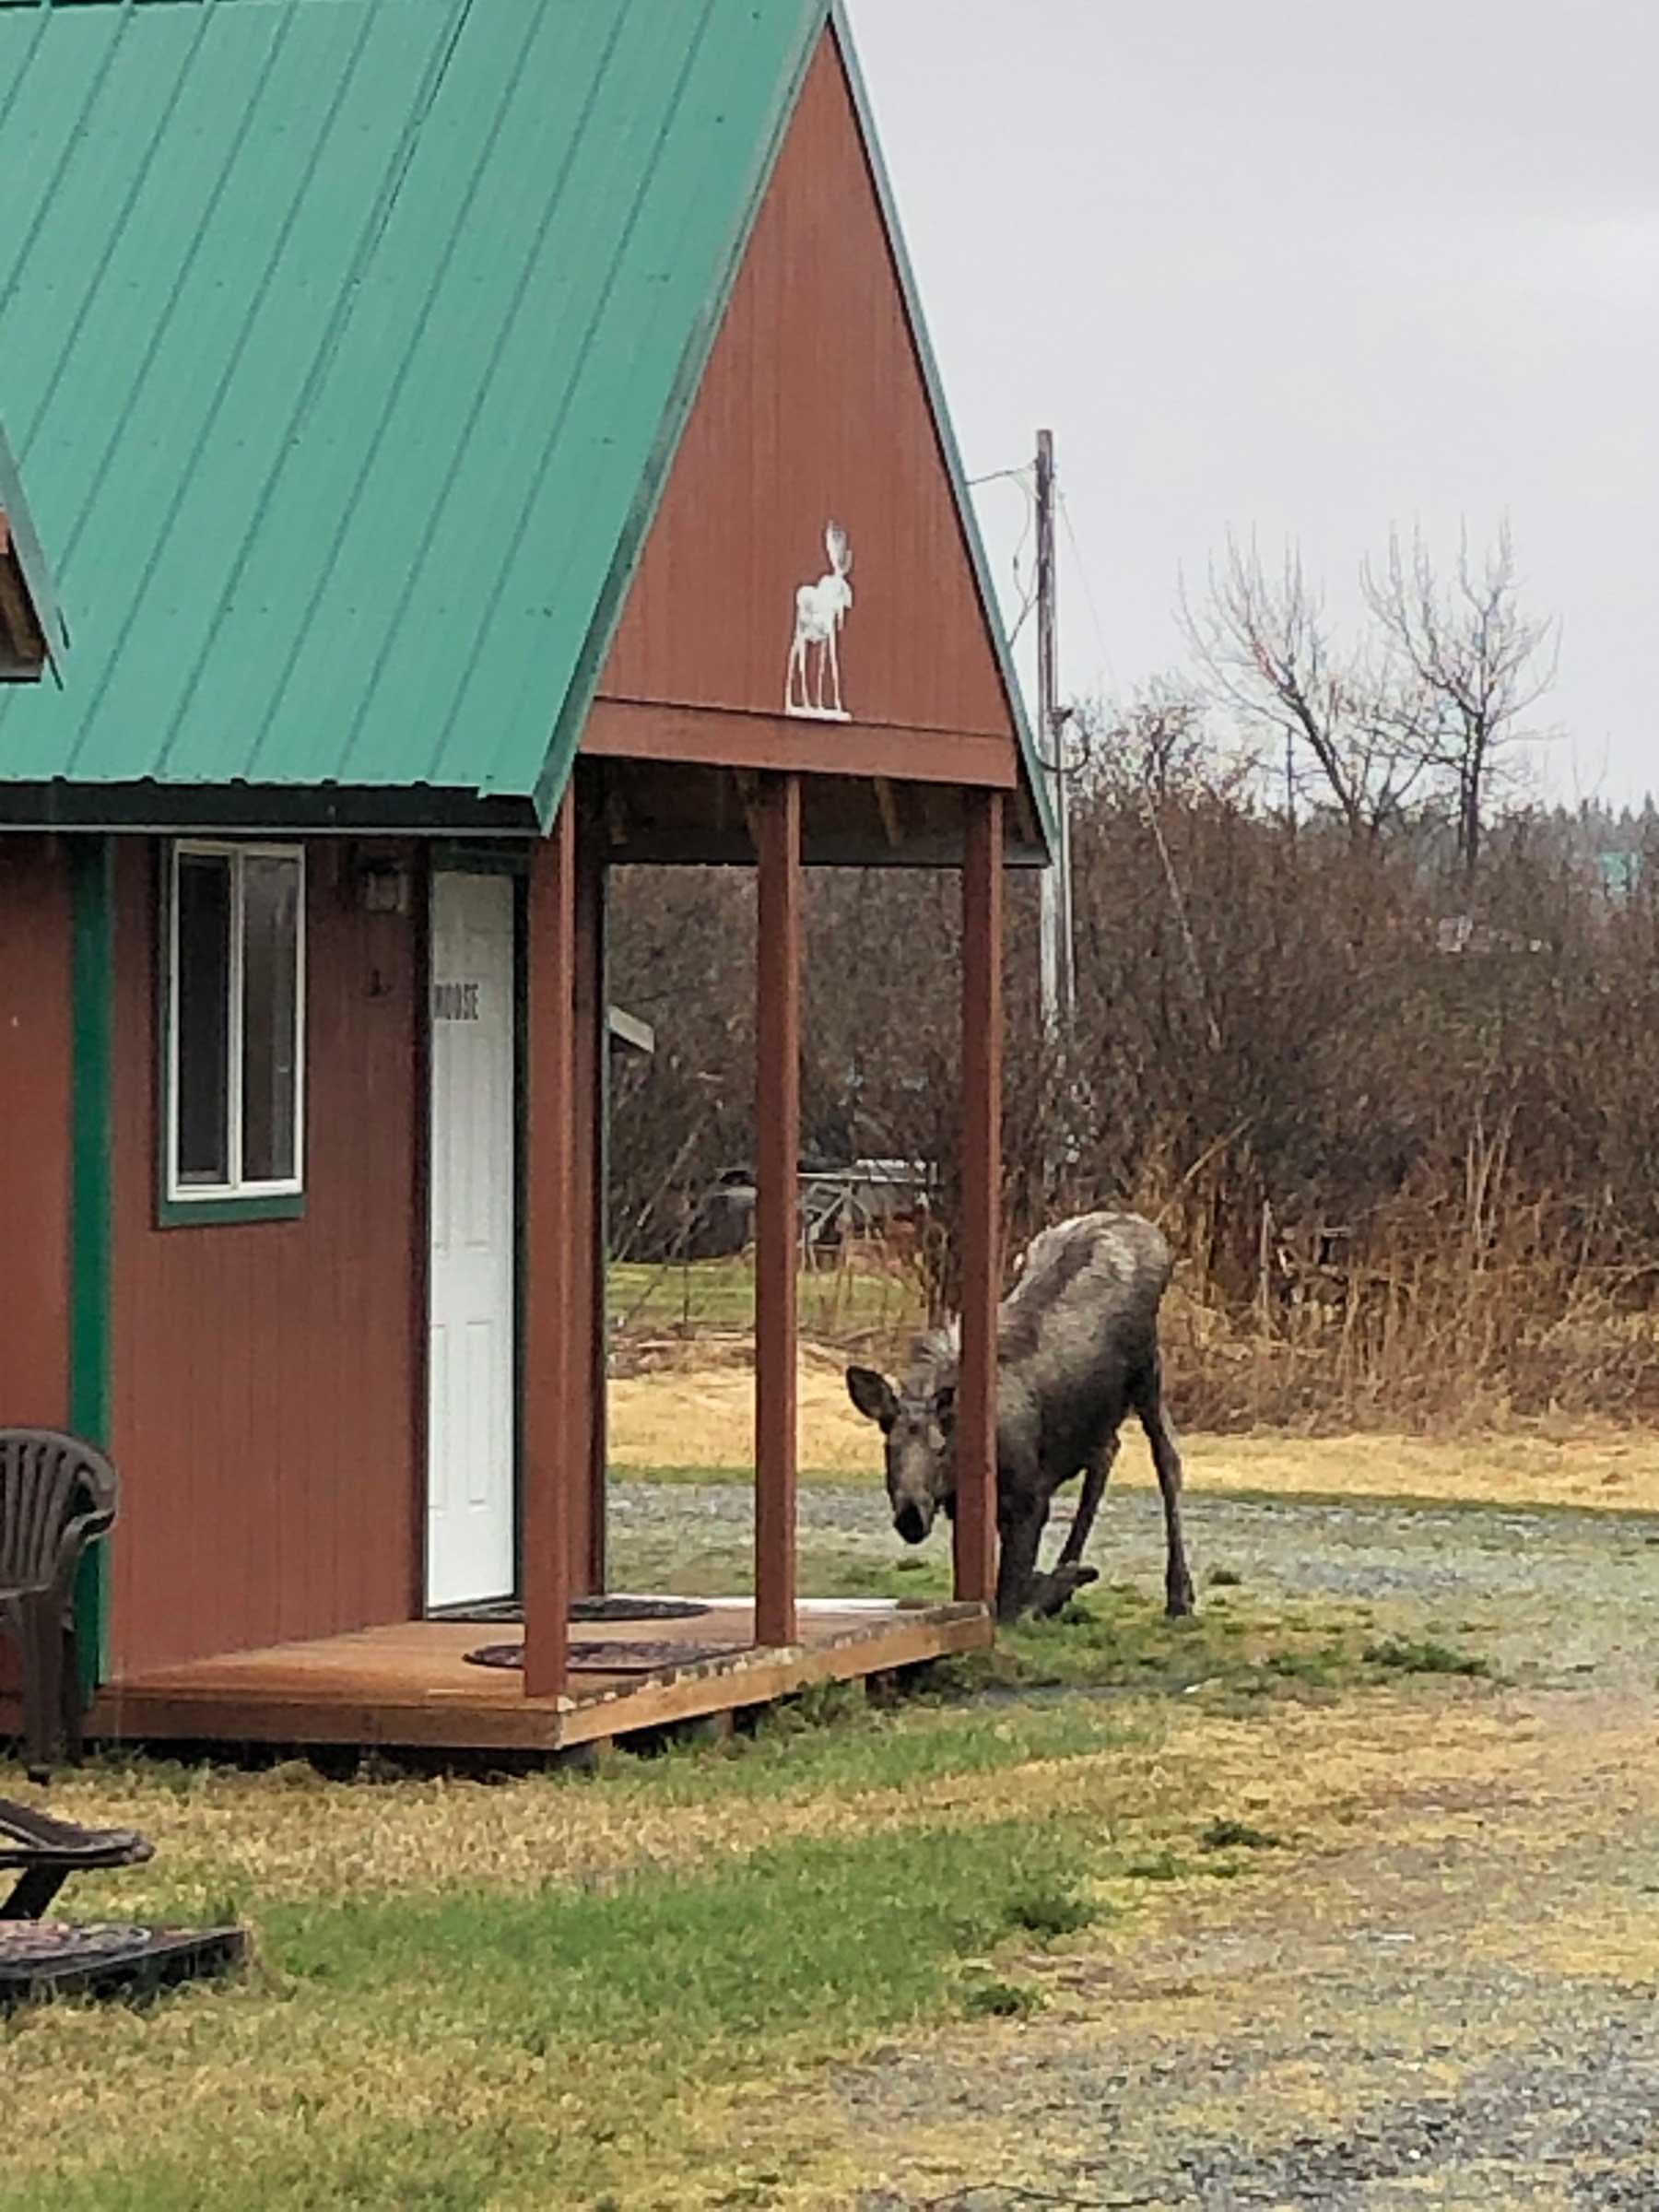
left=1035, top=429, right=1075, bottom=1029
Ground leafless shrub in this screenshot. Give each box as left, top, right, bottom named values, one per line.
left=604, top=674, right=1659, bottom=1431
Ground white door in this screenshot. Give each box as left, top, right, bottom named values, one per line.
left=427, top=870, right=516, bottom=1608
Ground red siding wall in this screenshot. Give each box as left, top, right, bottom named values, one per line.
left=596, top=31, right=1018, bottom=761
left=108, top=838, right=421, bottom=1675
left=0, top=836, right=71, bottom=1429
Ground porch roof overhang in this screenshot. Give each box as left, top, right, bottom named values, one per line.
left=0, top=753, right=1047, bottom=866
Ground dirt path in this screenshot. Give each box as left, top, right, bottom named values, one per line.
left=610, top=1477, right=1659, bottom=2208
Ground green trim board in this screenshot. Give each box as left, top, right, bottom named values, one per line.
left=68, top=836, right=113, bottom=1690
left=0, top=781, right=542, bottom=836
left=156, top=1193, right=307, bottom=1230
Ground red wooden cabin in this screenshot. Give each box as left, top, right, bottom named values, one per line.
left=0, top=0, right=1051, bottom=1753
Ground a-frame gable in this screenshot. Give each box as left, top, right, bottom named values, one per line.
left=590, top=21, right=1047, bottom=844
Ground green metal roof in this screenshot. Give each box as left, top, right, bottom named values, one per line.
left=0, top=0, right=821, bottom=816
left=0, top=0, right=1052, bottom=852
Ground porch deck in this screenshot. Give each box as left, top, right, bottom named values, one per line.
left=76, top=1599, right=991, bottom=1756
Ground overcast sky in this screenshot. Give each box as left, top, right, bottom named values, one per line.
left=846, top=0, right=1659, bottom=808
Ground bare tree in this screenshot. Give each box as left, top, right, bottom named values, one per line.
left=1363, top=524, right=1557, bottom=889
left=1182, top=537, right=1440, bottom=842
left=1082, top=679, right=1214, bottom=803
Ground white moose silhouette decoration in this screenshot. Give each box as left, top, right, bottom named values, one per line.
left=784, top=522, right=853, bottom=720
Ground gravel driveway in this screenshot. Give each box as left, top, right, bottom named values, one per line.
left=614, top=1473, right=1659, bottom=2207
left=835, top=1661, right=1659, bottom=2210
left=611, top=1477, right=1659, bottom=1683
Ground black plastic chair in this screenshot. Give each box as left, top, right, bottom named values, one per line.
left=0, top=1431, right=118, bottom=1783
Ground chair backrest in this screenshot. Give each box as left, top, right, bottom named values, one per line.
left=0, top=1431, right=119, bottom=1595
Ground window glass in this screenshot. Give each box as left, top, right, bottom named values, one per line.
left=175, top=852, right=232, bottom=1184
left=241, top=853, right=301, bottom=1184
left=168, top=842, right=304, bottom=1204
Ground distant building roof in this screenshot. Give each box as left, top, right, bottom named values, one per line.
left=1597, top=851, right=1641, bottom=900
left=606, top=1006, right=655, bottom=1058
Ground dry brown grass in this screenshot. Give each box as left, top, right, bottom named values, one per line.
left=608, top=1341, right=879, bottom=1476
left=1150, top=1184, right=1659, bottom=1435
left=607, top=1346, right=1659, bottom=1512
left=1169, top=1427, right=1659, bottom=1512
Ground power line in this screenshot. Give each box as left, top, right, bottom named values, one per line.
left=1049, top=496, right=1219, bottom=1049
left=1057, top=485, right=1118, bottom=695
left=968, top=460, right=1038, bottom=647
left=1035, top=430, right=1075, bottom=1030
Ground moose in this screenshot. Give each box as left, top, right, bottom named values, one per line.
left=846, top=1211, right=1194, bottom=1621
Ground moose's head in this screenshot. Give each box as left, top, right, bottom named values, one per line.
left=845, top=1365, right=955, bottom=1545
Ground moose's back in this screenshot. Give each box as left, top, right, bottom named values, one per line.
left=997, top=1213, right=1174, bottom=1465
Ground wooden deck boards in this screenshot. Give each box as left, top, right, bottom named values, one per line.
left=64, top=1599, right=990, bottom=1754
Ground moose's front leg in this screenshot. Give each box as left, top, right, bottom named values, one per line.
left=1056, top=1435, right=1117, bottom=1571
left=1027, top=1559, right=1100, bottom=1618
left=994, top=1491, right=1046, bottom=1622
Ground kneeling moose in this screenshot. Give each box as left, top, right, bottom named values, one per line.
left=846, top=1211, right=1194, bottom=1622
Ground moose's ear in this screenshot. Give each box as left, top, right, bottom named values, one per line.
left=932, top=1382, right=957, bottom=1428
left=846, top=1366, right=898, bottom=1430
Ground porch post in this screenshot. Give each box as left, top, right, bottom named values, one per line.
left=754, top=771, right=801, bottom=1648
left=956, top=787, right=1003, bottom=1606
left=572, top=791, right=607, bottom=1595
left=523, top=795, right=578, bottom=1699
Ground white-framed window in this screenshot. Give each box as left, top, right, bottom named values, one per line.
left=166, top=841, right=305, bottom=1205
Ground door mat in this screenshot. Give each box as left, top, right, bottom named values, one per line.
left=464, top=1639, right=748, bottom=1675
left=0, top=1920, right=247, bottom=2010
left=448, top=1596, right=712, bottom=1627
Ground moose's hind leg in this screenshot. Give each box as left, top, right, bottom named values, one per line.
left=1137, top=1363, right=1194, bottom=1618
